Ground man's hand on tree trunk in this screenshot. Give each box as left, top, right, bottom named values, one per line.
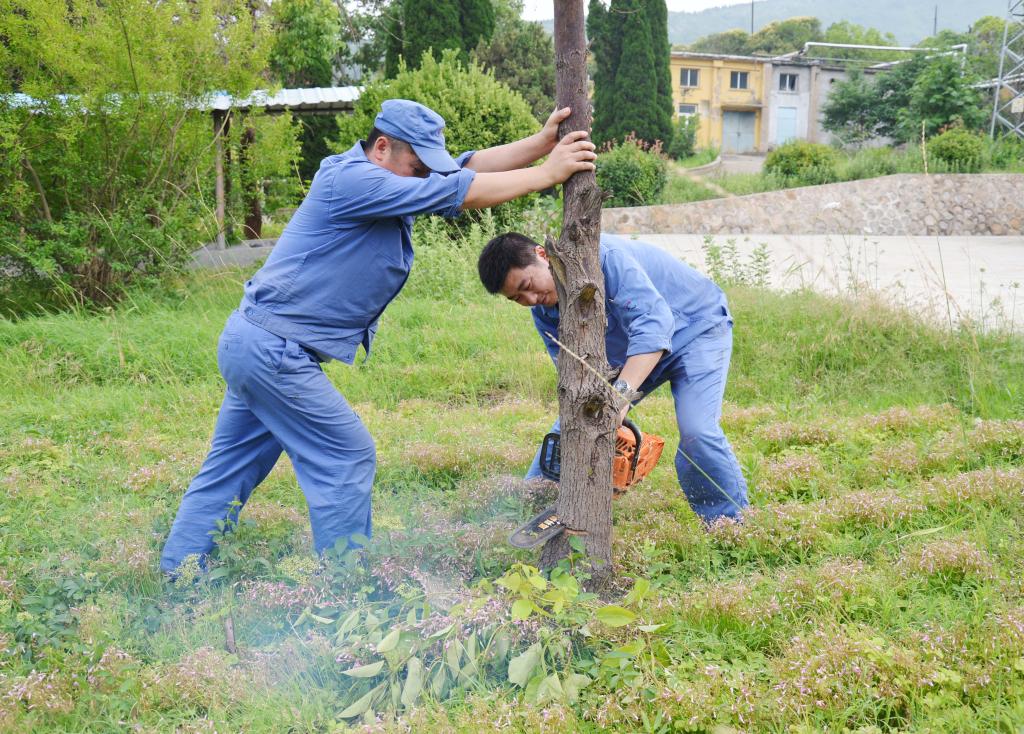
left=539, top=131, right=596, bottom=184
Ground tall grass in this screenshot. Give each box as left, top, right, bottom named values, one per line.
left=1, top=227, right=1023, bottom=732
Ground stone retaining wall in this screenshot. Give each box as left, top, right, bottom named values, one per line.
left=602, top=174, right=1024, bottom=236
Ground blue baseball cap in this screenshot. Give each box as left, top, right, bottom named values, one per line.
left=374, top=99, right=459, bottom=174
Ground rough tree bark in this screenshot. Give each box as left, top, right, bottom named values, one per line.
left=539, top=0, right=618, bottom=589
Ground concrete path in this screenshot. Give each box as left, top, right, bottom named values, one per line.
left=719, top=153, right=766, bottom=175
left=641, top=234, right=1024, bottom=333
left=191, top=233, right=1024, bottom=333
left=191, top=239, right=276, bottom=270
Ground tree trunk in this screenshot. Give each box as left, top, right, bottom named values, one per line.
left=240, top=126, right=262, bottom=239
left=540, top=0, right=616, bottom=589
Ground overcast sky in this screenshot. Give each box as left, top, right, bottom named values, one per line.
left=521, top=0, right=755, bottom=22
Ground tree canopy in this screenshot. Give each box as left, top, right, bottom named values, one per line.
left=385, top=0, right=495, bottom=76
left=473, top=1, right=555, bottom=120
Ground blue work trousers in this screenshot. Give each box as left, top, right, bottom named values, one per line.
left=526, top=321, right=748, bottom=523
left=160, top=311, right=374, bottom=573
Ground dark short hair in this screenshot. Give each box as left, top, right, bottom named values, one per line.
left=363, top=127, right=412, bottom=153
left=478, top=232, right=542, bottom=294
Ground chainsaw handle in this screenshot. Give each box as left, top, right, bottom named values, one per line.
left=622, top=417, right=642, bottom=476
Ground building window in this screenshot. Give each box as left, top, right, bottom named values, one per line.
left=678, top=103, right=697, bottom=116
left=730, top=71, right=749, bottom=90
left=680, top=68, right=699, bottom=88
left=779, top=73, right=798, bottom=92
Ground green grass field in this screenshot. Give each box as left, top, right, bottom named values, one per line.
left=2, top=233, right=1023, bottom=732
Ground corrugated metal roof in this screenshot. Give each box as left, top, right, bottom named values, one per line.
left=2, top=87, right=361, bottom=113
left=207, top=86, right=361, bottom=112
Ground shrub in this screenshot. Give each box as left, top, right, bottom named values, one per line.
left=985, top=135, right=1024, bottom=171
left=335, top=49, right=539, bottom=222
left=0, top=1, right=294, bottom=314
left=927, top=126, right=985, bottom=172
left=764, top=140, right=838, bottom=185
left=665, top=115, right=699, bottom=161
left=335, top=49, right=537, bottom=167
left=595, top=135, right=668, bottom=207
left=839, top=147, right=898, bottom=181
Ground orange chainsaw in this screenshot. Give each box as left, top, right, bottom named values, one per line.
left=509, top=418, right=665, bottom=548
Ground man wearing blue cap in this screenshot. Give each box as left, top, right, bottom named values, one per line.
left=161, top=100, right=596, bottom=574
left=477, top=232, right=749, bottom=525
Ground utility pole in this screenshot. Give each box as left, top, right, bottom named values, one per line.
left=934, top=5, right=938, bottom=37
left=751, top=0, right=754, bottom=34
left=543, top=0, right=616, bottom=588
left=991, top=0, right=1024, bottom=139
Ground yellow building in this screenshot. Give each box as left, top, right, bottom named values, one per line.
left=669, top=52, right=771, bottom=154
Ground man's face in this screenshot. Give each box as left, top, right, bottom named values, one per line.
left=499, top=247, right=558, bottom=308
left=373, top=137, right=430, bottom=178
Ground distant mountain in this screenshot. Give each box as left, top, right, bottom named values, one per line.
left=540, top=0, right=1009, bottom=47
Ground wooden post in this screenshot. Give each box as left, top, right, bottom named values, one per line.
left=240, top=126, right=262, bottom=239
left=213, top=109, right=227, bottom=250
left=540, top=0, right=616, bottom=588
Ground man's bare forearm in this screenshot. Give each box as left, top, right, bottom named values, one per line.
left=463, top=132, right=553, bottom=173
left=461, top=167, right=556, bottom=210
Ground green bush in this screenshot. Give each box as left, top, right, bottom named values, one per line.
left=596, top=135, right=668, bottom=207
left=0, top=0, right=297, bottom=315
left=985, top=135, right=1024, bottom=171
left=927, top=126, right=985, bottom=172
left=335, top=49, right=539, bottom=222
left=839, top=147, right=898, bottom=181
left=764, top=140, right=839, bottom=185
left=665, top=115, right=699, bottom=161
left=335, top=49, right=537, bottom=165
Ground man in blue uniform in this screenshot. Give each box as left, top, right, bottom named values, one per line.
left=160, top=101, right=597, bottom=574
left=477, top=232, right=748, bottom=524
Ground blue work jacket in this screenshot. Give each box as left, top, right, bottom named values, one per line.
left=531, top=234, right=730, bottom=376
left=239, top=141, right=476, bottom=363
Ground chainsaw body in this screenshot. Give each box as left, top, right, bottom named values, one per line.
left=509, top=418, right=665, bottom=549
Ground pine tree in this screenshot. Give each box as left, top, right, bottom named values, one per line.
left=387, top=0, right=494, bottom=74
left=605, top=0, right=659, bottom=145
left=401, top=0, right=462, bottom=69
left=590, top=0, right=671, bottom=147
left=460, top=0, right=496, bottom=55
left=644, top=0, right=673, bottom=146
left=587, top=0, right=618, bottom=145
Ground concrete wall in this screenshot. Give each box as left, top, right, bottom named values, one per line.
left=766, top=64, right=812, bottom=147
left=601, top=174, right=1024, bottom=236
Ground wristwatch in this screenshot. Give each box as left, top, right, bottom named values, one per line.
left=612, top=378, right=631, bottom=394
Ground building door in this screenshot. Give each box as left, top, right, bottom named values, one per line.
left=722, top=111, right=756, bottom=153
left=776, top=106, right=797, bottom=145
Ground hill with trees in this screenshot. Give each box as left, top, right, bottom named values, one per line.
left=543, top=0, right=1009, bottom=47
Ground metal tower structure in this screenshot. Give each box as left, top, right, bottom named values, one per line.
left=990, top=0, right=1024, bottom=139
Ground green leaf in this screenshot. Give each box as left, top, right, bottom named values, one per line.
left=376, top=628, right=400, bottom=654
left=445, top=638, right=463, bottom=676
left=624, top=578, right=651, bottom=606
left=337, top=610, right=361, bottom=637
left=511, top=598, right=533, bottom=621
left=401, top=657, right=424, bottom=707
left=536, top=673, right=564, bottom=705
left=427, top=623, right=453, bottom=640
left=595, top=604, right=637, bottom=627
left=338, top=683, right=383, bottom=718
left=563, top=673, right=592, bottom=704
left=568, top=535, right=585, bottom=553
left=430, top=664, right=448, bottom=698
left=342, top=660, right=386, bottom=678
left=507, top=642, right=542, bottom=687
left=637, top=624, right=665, bottom=633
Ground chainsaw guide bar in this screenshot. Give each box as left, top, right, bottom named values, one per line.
left=508, top=504, right=564, bottom=549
